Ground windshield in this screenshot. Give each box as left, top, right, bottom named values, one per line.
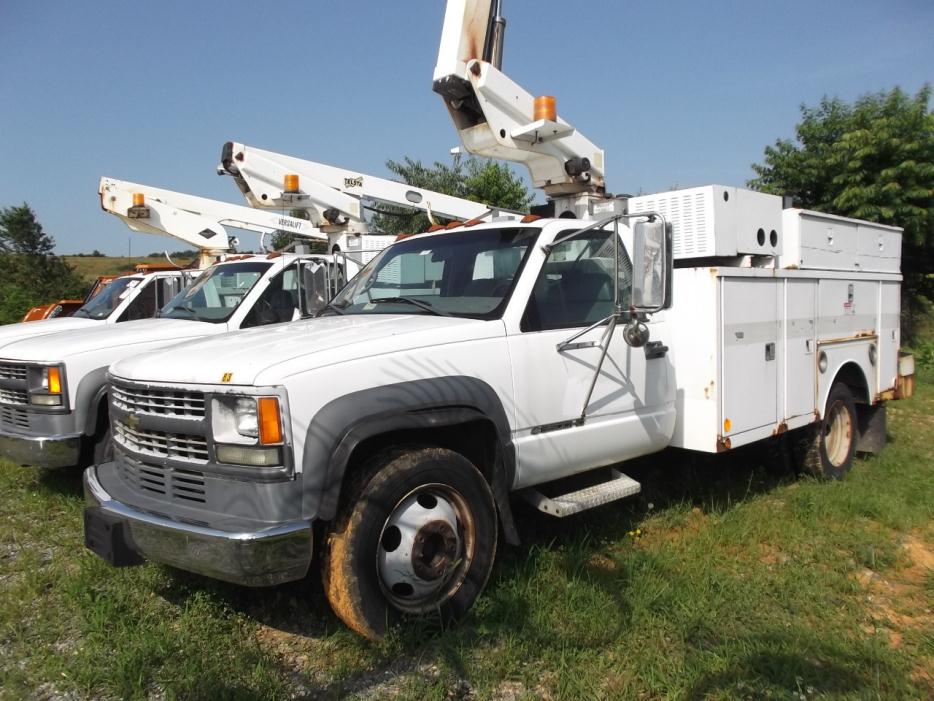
left=328, top=227, right=540, bottom=319
left=161, top=261, right=271, bottom=323
left=72, top=277, right=139, bottom=319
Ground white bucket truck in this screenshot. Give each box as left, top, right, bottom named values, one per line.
left=83, top=0, right=915, bottom=640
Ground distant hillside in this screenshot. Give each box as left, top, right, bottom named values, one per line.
left=63, top=256, right=194, bottom=282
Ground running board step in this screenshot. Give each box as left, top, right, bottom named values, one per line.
left=519, top=469, right=641, bottom=517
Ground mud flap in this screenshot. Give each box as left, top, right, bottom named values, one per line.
left=856, top=404, right=886, bottom=455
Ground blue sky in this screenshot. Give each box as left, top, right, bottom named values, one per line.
left=1, top=1, right=931, bottom=255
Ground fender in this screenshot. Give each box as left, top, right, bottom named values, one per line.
left=75, top=366, right=110, bottom=437
left=301, top=376, right=519, bottom=544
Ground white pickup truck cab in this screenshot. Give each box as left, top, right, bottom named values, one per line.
left=84, top=199, right=912, bottom=639
left=0, top=270, right=188, bottom=352
left=0, top=253, right=339, bottom=470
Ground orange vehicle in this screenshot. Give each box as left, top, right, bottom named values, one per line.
left=21, top=300, right=86, bottom=322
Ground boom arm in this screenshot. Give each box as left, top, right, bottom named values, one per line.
left=219, top=141, right=500, bottom=231
left=99, top=177, right=327, bottom=266
left=433, top=0, right=605, bottom=196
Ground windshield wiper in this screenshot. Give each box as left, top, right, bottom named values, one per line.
left=164, top=304, right=202, bottom=320
left=370, top=296, right=452, bottom=317
left=317, top=301, right=346, bottom=316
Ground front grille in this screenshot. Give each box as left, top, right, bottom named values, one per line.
left=0, top=405, right=29, bottom=430
left=111, top=382, right=205, bottom=418
left=0, top=387, right=28, bottom=406
left=118, top=460, right=207, bottom=504
left=113, top=419, right=209, bottom=464
left=0, top=364, right=27, bottom=382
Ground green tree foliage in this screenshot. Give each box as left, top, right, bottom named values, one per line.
left=371, top=154, right=533, bottom=235
left=0, top=204, right=88, bottom=324
left=749, top=86, right=934, bottom=334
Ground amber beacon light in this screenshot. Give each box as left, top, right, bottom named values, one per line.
left=534, top=95, right=557, bottom=122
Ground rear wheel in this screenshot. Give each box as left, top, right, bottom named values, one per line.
left=796, top=382, right=857, bottom=479
left=322, top=446, right=497, bottom=640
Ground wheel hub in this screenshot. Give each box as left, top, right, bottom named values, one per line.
left=411, top=520, right=458, bottom=580
left=376, top=486, right=469, bottom=612
left=824, top=399, right=853, bottom=467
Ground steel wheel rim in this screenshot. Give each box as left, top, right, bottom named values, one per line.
left=376, top=483, right=475, bottom=613
left=823, top=399, right=852, bottom=467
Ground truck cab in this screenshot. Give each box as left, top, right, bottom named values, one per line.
left=0, top=253, right=335, bottom=470
left=0, top=269, right=189, bottom=352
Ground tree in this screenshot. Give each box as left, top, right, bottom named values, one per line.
left=370, top=154, right=533, bottom=235
left=749, top=86, right=934, bottom=335
left=0, top=204, right=87, bottom=324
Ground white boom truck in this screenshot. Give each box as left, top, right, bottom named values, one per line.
left=83, top=1, right=915, bottom=640
left=0, top=178, right=359, bottom=469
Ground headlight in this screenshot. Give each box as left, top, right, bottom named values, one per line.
left=234, top=397, right=259, bottom=437
left=211, top=394, right=285, bottom=466
left=27, top=365, right=66, bottom=408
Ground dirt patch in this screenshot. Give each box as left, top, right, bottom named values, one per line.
left=854, top=531, right=934, bottom=656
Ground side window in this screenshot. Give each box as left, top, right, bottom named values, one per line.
left=521, top=229, right=632, bottom=332
left=241, top=266, right=299, bottom=329
left=117, top=280, right=157, bottom=322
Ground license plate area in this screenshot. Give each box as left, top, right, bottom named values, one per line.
left=83, top=507, right=144, bottom=567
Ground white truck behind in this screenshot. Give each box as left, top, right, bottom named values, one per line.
left=82, top=0, right=915, bottom=640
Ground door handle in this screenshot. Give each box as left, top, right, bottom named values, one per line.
left=765, top=342, right=776, bottom=361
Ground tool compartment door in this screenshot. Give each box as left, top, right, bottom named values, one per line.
left=721, top=278, right=779, bottom=436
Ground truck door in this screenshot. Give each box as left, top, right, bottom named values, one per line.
left=507, top=226, right=674, bottom=488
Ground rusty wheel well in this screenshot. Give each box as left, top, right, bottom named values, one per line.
left=832, top=362, right=870, bottom=404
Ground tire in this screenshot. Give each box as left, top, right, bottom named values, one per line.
left=321, top=446, right=497, bottom=640
left=92, top=420, right=113, bottom=466
left=796, top=382, right=857, bottom=480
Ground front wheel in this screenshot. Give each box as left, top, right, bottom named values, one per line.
left=322, top=447, right=497, bottom=640
left=796, top=382, right=857, bottom=479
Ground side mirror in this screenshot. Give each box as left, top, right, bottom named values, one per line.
left=631, top=217, right=670, bottom=312
left=300, top=261, right=330, bottom=315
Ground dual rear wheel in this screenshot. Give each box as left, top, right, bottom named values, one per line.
left=795, top=381, right=859, bottom=480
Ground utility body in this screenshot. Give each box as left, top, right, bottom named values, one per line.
left=83, top=0, right=915, bottom=639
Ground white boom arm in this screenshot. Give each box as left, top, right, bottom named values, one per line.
left=433, top=0, right=605, bottom=196
left=219, top=141, right=498, bottom=231
left=99, top=177, right=327, bottom=267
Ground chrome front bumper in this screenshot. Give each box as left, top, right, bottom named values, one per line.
left=0, top=430, right=82, bottom=468
left=83, top=465, right=313, bottom=587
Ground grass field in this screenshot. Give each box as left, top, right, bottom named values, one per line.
left=1, top=368, right=932, bottom=699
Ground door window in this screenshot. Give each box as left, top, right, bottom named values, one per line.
left=241, top=265, right=301, bottom=328
left=521, top=228, right=632, bottom=332
left=117, top=279, right=157, bottom=322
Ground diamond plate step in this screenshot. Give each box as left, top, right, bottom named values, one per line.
left=519, top=468, right=641, bottom=517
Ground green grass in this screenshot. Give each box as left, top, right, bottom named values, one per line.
left=1, top=370, right=932, bottom=700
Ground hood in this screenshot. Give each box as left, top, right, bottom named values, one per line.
left=113, top=314, right=495, bottom=386
left=0, top=318, right=224, bottom=363
left=0, top=317, right=102, bottom=352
